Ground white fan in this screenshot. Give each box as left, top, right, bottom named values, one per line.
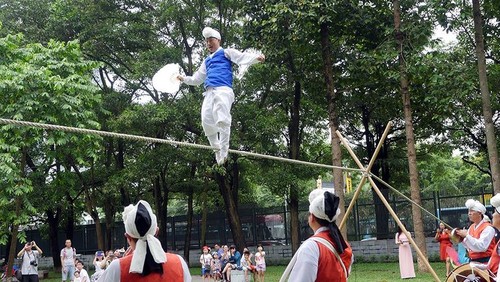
left=152, top=63, right=181, bottom=93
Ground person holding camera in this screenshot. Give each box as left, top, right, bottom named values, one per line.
left=17, top=241, right=43, bottom=282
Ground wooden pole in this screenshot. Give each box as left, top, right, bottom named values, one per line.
left=339, top=121, right=392, bottom=230
left=337, top=129, right=441, bottom=282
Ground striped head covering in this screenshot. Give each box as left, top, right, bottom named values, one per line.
left=123, top=200, right=166, bottom=273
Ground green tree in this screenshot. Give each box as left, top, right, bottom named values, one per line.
left=0, top=31, right=102, bottom=272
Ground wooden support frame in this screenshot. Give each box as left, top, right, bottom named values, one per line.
left=337, top=122, right=441, bottom=282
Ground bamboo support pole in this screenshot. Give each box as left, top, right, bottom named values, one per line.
left=337, top=129, right=441, bottom=282
left=339, top=122, right=392, bottom=229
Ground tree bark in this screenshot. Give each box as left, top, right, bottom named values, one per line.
left=183, top=186, right=194, bottom=262
left=288, top=78, right=302, bottom=254
left=215, top=162, right=246, bottom=252
left=320, top=22, right=346, bottom=238
left=362, top=113, right=390, bottom=239
left=471, top=0, right=500, bottom=194
left=47, top=208, right=62, bottom=270
left=393, top=0, right=428, bottom=271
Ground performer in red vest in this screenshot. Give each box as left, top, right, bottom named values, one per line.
left=97, top=200, right=191, bottom=282
left=455, top=199, right=496, bottom=263
left=488, top=193, right=500, bottom=277
left=280, top=188, right=353, bottom=282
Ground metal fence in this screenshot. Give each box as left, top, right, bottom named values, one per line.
left=0, top=190, right=492, bottom=258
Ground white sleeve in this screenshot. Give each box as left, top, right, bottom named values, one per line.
left=463, top=226, right=496, bottom=252
left=96, top=259, right=120, bottom=282
left=182, top=63, right=207, bottom=86
left=224, top=49, right=261, bottom=66
left=288, top=240, right=319, bottom=282
left=178, top=255, right=192, bottom=282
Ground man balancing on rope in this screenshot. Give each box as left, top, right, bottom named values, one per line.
left=177, top=27, right=265, bottom=165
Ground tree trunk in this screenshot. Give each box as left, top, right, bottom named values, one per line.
left=103, top=198, right=115, bottom=250
left=471, top=0, right=500, bottom=194
left=393, top=0, right=428, bottom=271
left=6, top=147, right=27, bottom=280
left=362, top=114, right=390, bottom=239
left=183, top=186, right=194, bottom=262
left=153, top=173, right=169, bottom=250
left=6, top=201, right=21, bottom=281
left=288, top=77, right=302, bottom=254
left=320, top=22, right=346, bottom=238
left=200, top=182, right=209, bottom=247
left=47, top=208, right=62, bottom=270
left=215, top=163, right=246, bottom=251
left=288, top=184, right=300, bottom=254
left=84, top=191, right=104, bottom=251
left=64, top=191, right=75, bottom=240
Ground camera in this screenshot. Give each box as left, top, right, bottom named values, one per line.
left=30, top=260, right=37, bottom=267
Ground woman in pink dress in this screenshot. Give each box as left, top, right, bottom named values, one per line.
left=395, top=225, right=415, bottom=279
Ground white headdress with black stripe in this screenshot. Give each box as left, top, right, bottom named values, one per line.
left=123, top=200, right=166, bottom=273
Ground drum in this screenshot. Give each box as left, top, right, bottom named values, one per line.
left=446, top=263, right=491, bottom=282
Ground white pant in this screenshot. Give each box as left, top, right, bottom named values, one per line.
left=202, top=87, right=234, bottom=154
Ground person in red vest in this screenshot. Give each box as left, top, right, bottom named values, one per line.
left=280, top=188, right=353, bottom=282
left=97, top=200, right=191, bottom=282
left=487, top=193, right=500, bottom=278
left=455, top=199, right=496, bottom=263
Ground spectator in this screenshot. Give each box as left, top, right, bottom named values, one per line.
left=254, top=244, right=266, bottom=282
left=222, top=245, right=241, bottom=280
left=17, top=241, right=43, bottom=282
left=396, top=224, right=415, bottom=279
left=200, top=246, right=212, bottom=281
left=61, top=239, right=77, bottom=282
left=220, top=245, right=230, bottom=281
left=97, top=200, right=191, bottom=281
left=211, top=252, right=222, bottom=281
left=91, top=251, right=105, bottom=282
left=241, top=250, right=255, bottom=282
left=76, top=261, right=89, bottom=282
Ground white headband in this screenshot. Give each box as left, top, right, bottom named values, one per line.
left=202, top=27, right=221, bottom=40
left=123, top=200, right=166, bottom=273
left=308, top=188, right=340, bottom=222
left=465, top=199, right=486, bottom=214
left=491, top=194, right=500, bottom=214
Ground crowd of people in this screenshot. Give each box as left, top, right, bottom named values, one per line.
left=198, top=244, right=266, bottom=282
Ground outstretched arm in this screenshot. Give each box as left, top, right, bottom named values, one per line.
left=178, top=62, right=207, bottom=86
left=225, top=49, right=265, bottom=66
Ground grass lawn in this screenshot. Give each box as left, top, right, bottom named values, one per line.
left=31, top=262, right=449, bottom=281
left=189, top=262, right=449, bottom=281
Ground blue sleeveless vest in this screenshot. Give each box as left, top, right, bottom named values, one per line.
left=204, top=49, right=233, bottom=88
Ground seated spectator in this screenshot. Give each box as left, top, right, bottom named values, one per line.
left=222, top=245, right=241, bottom=280
left=76, top=261, right=89, bottom=282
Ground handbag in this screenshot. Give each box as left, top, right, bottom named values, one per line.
left=15, top=269, right=22, bottom=281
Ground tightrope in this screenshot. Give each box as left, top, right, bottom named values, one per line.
left=0, top=118, right=364, bottom=172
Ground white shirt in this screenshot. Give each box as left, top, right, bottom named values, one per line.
left=79, top=269, right=89, bottom=282
left=97, top=254, right=192, bottom=282
left=20, top=250, right=40, bottom=275
left=183, top=47, right=261, bottom=87
left=463, top=220, right=496, bottom=253
left=255, top=251, right=265, bottom=266
left=288, top=227, right=328, bottom=282
left=60, top=247, right=76, bottom=266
